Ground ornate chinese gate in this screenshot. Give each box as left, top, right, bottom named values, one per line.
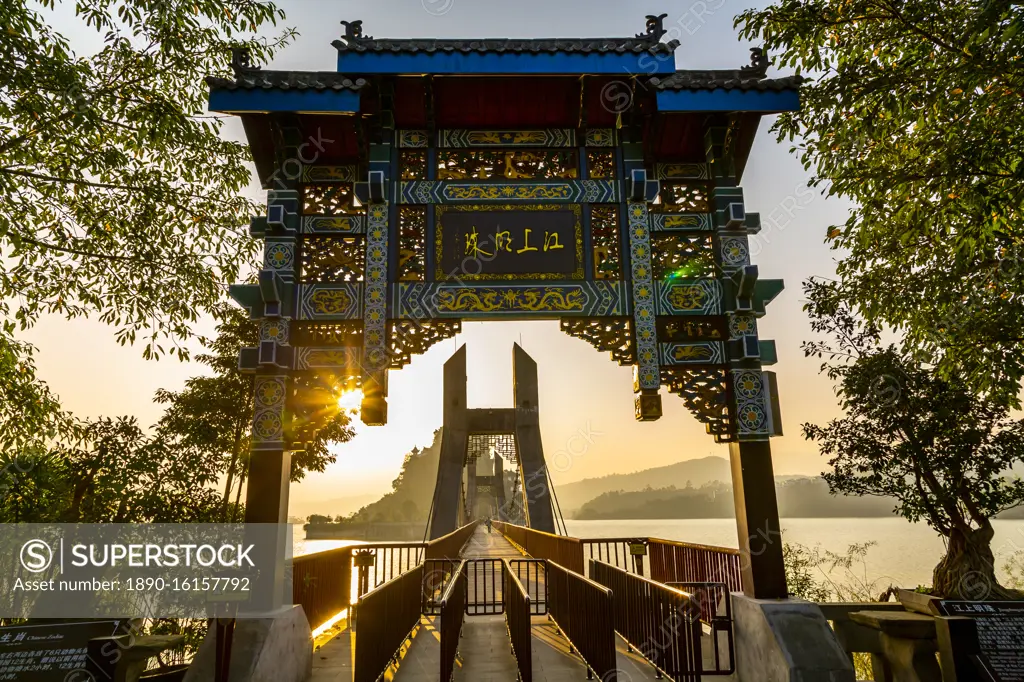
left=209, top=14, right=802, bottom=598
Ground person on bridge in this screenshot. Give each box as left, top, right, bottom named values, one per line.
left=486, top=518, right=492, bottom=533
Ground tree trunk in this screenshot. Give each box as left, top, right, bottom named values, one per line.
left=220, top=421, right=243, bottom=522
left=231, top=468, right=246, bottom=522
left=64, top=463, right=100, bottom=523
left=932, top=521, right=1019, bottom=600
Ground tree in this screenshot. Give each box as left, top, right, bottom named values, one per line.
left=0, top=335, right=76, bottom=451
left=0, top=415, right=225, bottom=524
left=1, top=305, right=355, bottom=525
left=0, top=446, right=69, bottom=523
left=0, top=0, right=294, bottom=443
left=154, top=304, right=355, bottom=521
left=737, top=1, right=1024, bottom=403
left=400, top=499, right=419, bottom=522
left=802, top=279, right=1024, bottom=599
left=783, top=542, right=833, bottom=603
left=154, top=303, right=256, bottom=521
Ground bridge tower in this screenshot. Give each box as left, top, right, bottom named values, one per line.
left=427, top=344, right=556, bottom=539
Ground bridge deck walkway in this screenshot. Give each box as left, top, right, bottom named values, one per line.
left=391, top=526, right=588, bottom=681
left=311, top=527, right=661, bottom=681
left=391, top=526, right=660, bottom=681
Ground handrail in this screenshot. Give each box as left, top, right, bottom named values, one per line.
left=497, top=521, right=566, bottom=543
left=438, top=561, right=467, bottom=682
left=492, top=521, right=584, bottom=573
left=353, top=563, right=425, bottom=682
left=502, top=559, right=533, bottom=682
left=436, top=559, right=466, bottom=608
left=292, top=546, right=353, bottom=631
left=648, top=537, right=743, bottom=593
left=293, top=523, right=473, bottom=628
left=547, top=560, right=617, bottom=682
left=580, top=536, right=652, bottom=543
left=355, top=541, right=428, bottom=548
left=490, top=523, right=740, bottom=588
left=422, top=558, right=461, bottom=615
left=649, top=536, right=741, bottom=554
left=591, top=559, right=703, bottom=682
left=426, top=520, right=479, bottom=559
left=508, top=558, right=548, bottom=615
left=353, top=542, right=425, bottom=599
left=666, top=581, right=736, bottom=674
left=581, top=537, right=649, bottom=577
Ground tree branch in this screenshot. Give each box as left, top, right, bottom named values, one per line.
left=871, top=0, right=962, bottom=55
left=0, top=168, right=149, bottom=192
left=13, top=234, right=181, bottom=275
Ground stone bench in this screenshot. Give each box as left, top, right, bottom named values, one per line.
left=847, top=610, right=940, bottom=682
left=86, top=634, right=187, bottom=682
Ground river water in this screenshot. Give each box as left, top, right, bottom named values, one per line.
left=292, top=517, right=1024, bottom=589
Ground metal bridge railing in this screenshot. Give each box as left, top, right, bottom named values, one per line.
left=426, top=520, right=479, bottom=560
left=582, top=537, right=649, bottom=577
left=466, top=558, right=503, bottom=615
left=352, top=541, right=426, bottom=599
left=502, top=558, right=534, bottom=682
left=667, top=581, right=735, bottom=675
left=492, top=521, right=584, bottom=573
left=422, top=558, right=461, bottom=615
left=292, top=541, right=424, bottom=632
left=353, top=563, right=424, bottom=682
left=343, top=555, right=729, bottom=682
left=439, top=561, right=467, bottom=682
left=547, top=560, right=618, bottom=682
left=492, top=522, right=740, bottom=592
left=341, top=522, right=479, bottom=682
left=509, top=559, right=547, bottom=615
left=648, top=537, right=743, bottom=594
left=591, top=559, right=703, bottom=682
left=297, top=521, right=737, bottom=681
left=292, top=546, right=353, bottom=632
left=462, top=558, right=548, bottom=616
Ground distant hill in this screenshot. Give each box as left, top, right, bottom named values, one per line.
left=341, top=430, right=442, bottom=525
left=574, top=478, right=901, bottom=520
left=555, top=456, right=732, bottom=514
left=572, top=476, right=1024, bottom=520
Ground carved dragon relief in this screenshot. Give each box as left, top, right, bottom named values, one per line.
left=636, top=13, right=669, bottom=41
left=741, top=47, right=770, bottom=79
left=340, top=20, right=373, bottom=42
left=230, top=47, right=260, bottom=76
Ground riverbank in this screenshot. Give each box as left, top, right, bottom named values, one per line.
left=304, top=521, right=425, bottom=542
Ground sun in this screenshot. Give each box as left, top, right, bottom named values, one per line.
left=337, top=389, right=363, bottom=412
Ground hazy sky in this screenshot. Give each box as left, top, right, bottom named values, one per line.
left=22, top=0, right=855, bottom=514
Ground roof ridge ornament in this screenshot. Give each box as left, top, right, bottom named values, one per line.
left=740, top=47, right=770, bottom=79
left=230, top=47, right=260, bottom=76
left=636, top=13, right=669, bottom=42
left=340, top=20, right=372, bottom=43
